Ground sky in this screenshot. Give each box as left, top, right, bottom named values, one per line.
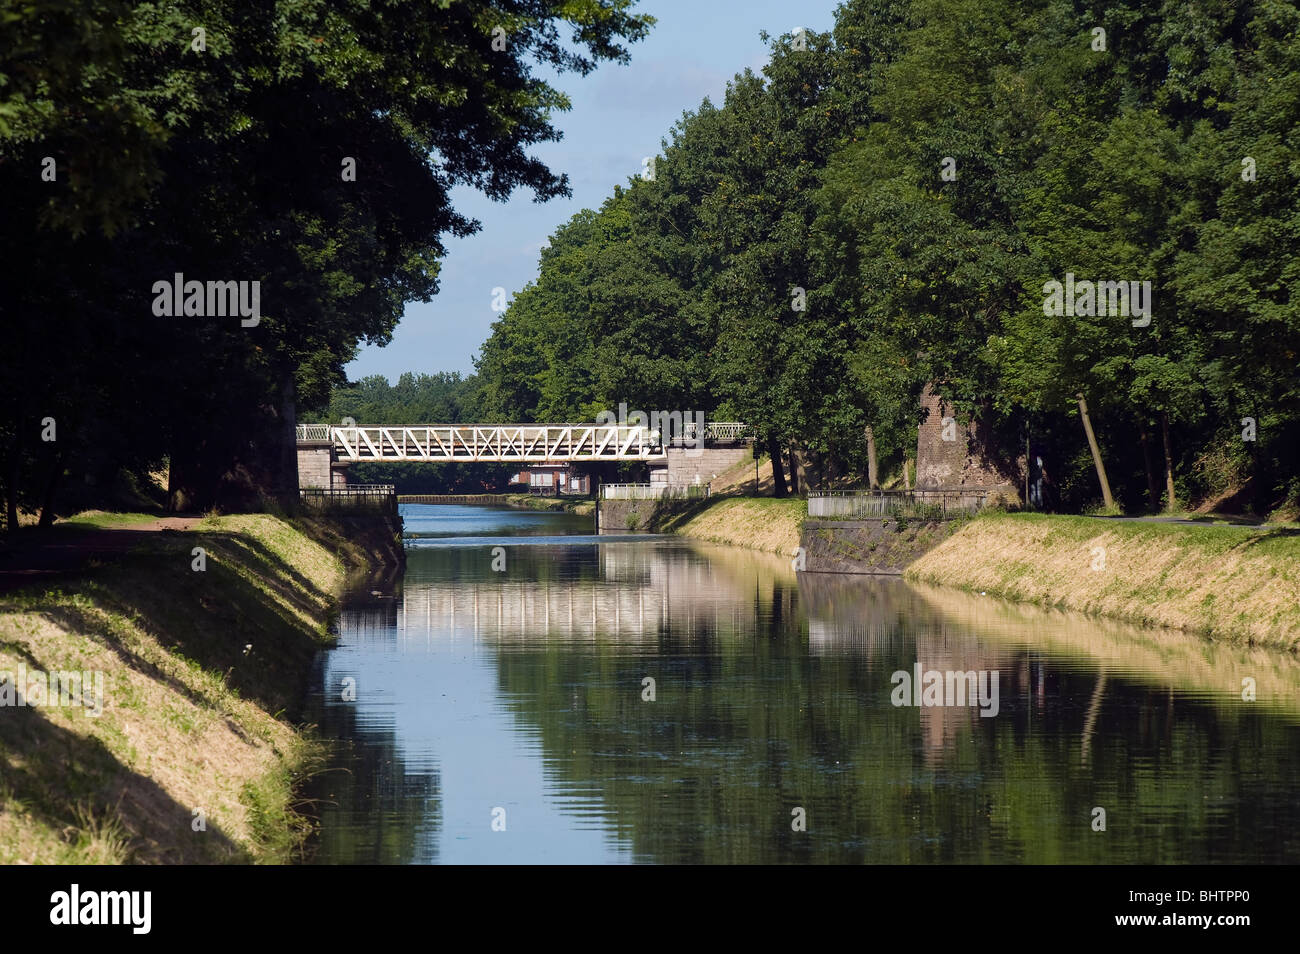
left=345, top=0, right=844, bottom=383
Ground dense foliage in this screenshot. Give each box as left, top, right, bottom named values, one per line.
left=477, top=0, right=1299, bottom=515
left=6, top=0, right=1294, bottom=517
left=0, top=0, right=652, bottom=522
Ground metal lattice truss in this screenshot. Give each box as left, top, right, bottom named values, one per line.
left=311, top=425, right=669, bottom=463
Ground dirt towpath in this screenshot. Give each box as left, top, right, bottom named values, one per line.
left=0, top=517, right=202, bottom=592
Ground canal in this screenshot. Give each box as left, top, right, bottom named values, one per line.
left=303, top=503, right=1300, bottom=864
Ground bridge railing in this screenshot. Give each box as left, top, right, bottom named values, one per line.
left=298, top=483, right=397, bottom=515
left=807, top=489, right=987, bottom=519
left=677, top=421, right=754, bottom=444
left=296, top=424, right=332, bottom=441
left=601, top=483, right=710, bottom=500
left=329, top=424, right=666, bottom=462
left=298, top=422, right=753, bottom=457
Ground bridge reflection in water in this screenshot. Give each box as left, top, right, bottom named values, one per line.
left=342, top=540, right=790, bottom=645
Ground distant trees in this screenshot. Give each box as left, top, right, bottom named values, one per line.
left=314, top=373, right=487, bottom=429
left=475, top=0, right=1300, bottom=515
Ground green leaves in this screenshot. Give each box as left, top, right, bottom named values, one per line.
left=0, top=0, right=655, bottom=510
left=490, top=0, right=1293, bottom=511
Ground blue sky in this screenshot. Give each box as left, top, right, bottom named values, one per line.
left=346, top=0, right=844, bottom=382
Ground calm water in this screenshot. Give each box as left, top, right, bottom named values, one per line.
left=303, top=504, right=1300, bottom=864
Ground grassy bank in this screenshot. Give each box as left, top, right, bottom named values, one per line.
left=0, top=512, right=355, bottom=863
left=905, top=513, right=1300, bottom=650
left=802, top=516, right=968, bottom=574
left=658, top=496, right=805, bottom=555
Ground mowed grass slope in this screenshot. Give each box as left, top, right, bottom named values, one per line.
left=665, top=497, right=806, bottom=556
left=905, top=513, right=1300, bottom=649
left=0, top=514, right=345, bottom=863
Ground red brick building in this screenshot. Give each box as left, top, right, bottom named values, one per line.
left=915, top=384, right=1023, bottom=502
left=510, top=464, right=591, bottom=495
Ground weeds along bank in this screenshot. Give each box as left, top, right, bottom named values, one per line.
left=905, top=513, right=1300, bottom=651
left=0, top=512, right=387, bottom=863
left=503, top=494, right=595, bottom=516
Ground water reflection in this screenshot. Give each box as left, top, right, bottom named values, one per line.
left=305, top=505, right=1300, bottom=864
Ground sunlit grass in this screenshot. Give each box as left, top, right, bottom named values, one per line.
left=909, top=512, right=1300, bottom=648
left=0, top=511, right=351, bottom=863
left=58, top=511, right=161, bottom=529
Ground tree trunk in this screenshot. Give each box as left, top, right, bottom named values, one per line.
left=1076, top=393, right=1115, bottom=510
left=902, top=453, right=911, bottom=491
left=787, top=446, right=800, bottom=494
left=276, top=373, right=299, bottom=510
left=1139, top=424, right=1160, bottom=512
left=37, top=448, right=63, bottom=528
left=1160, top=411, right=1176, bottom=512
left=4, top=455, right=17, bottom=534
left=767, top=435, right=787, bottom=498
left=167, top=443, right=206, bottom=513
left=865, top=426, right=879, bottom=489
left=4, top=422, right=21, bottom=534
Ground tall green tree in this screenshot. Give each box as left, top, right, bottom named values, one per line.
left=1, top=0, right=653, bottom=518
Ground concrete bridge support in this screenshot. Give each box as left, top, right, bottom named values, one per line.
left=296, top=439, right=350, bottom=489
left=657, top=444, right=751, bottom=489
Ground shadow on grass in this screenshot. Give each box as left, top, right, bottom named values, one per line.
left=0, top=519, right=358, bottom=863
left=291, top=514, right=405, bottom=569
left=0, top=702, right=244, bottom=863
left=645, top=494, right=730, bottom=534
left=1233, top=526, right=1300, bottom=549
left=11, top=528, right=339, bottom=722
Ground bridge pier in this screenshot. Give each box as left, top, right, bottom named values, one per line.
left=661, top=444, right=751, bottom=488
left=297, top=438, right=350, bottom=489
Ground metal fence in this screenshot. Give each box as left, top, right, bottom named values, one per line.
left=807, top=489, right=988, bottom=519
left=601, top=483, right=710, bottom=500
left=296, top=424, right=332, bottom=441
left=299, top=483, right=397, bottom=515
left=677, top=422, right=754, bottom=444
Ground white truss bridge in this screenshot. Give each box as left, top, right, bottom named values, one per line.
left=296, top=422, right=751, bottom=463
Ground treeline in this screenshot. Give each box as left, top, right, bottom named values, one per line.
left=314, top=372, right=488, bottom=428
left=475, top=0, right=1300, bottom=515
left=0, top=0, right=651, bottom=526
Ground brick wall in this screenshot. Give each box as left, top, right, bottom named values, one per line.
left=915, top=384, right=1023, bottom=499
left=916, top=386, right=967, bottom=488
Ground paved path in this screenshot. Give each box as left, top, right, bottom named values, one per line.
left=1087, top=514, right=1282, bottom=529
